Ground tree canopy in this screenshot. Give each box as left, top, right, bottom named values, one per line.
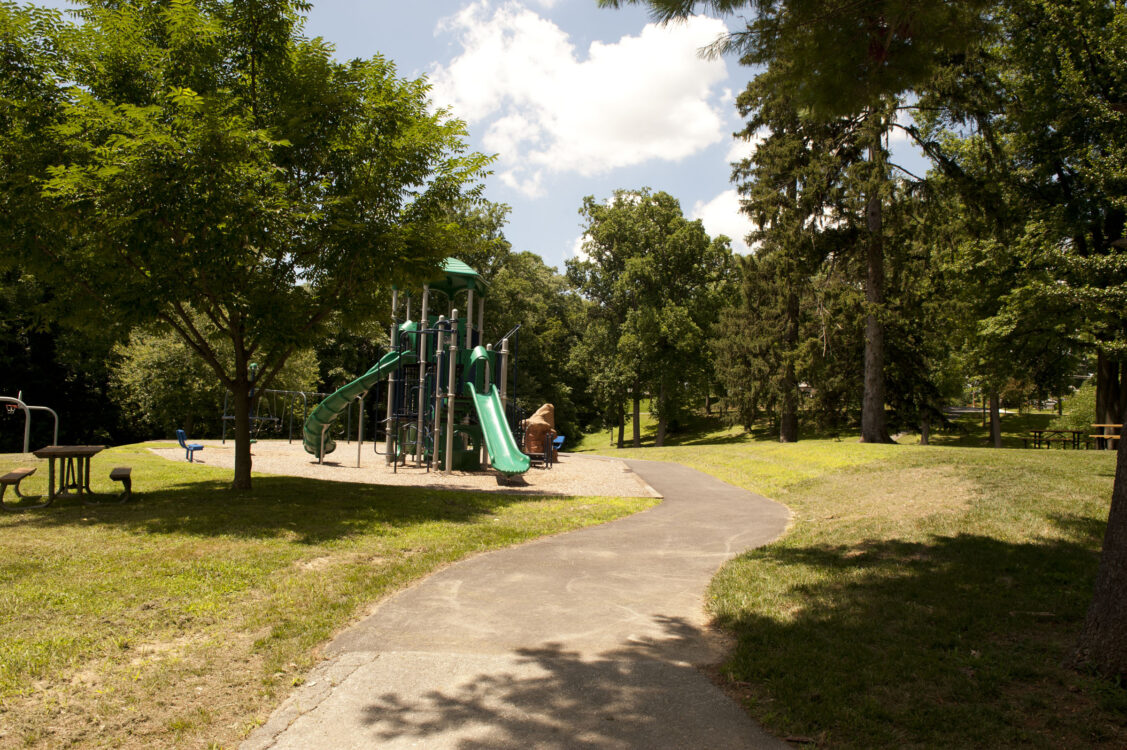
left=0, top=0, right=491, bottom=488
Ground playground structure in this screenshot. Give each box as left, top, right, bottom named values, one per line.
left=302, top=258, right=531, bottom=476
left=1, top=391, right=59, bottom=453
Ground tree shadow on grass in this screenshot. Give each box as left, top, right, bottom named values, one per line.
left=352, top=615, right=780, bottom=750
left=711, top=530, right=1127, bottom=748
left=0, top=474, right=562, bottom=544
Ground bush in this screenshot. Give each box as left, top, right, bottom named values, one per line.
left=1050, top=381, right=1095, bottom=431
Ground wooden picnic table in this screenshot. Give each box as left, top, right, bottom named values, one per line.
left=30, top=445, right=106, bottom=501
left=1091, top=424, right=1123, bottom=450
left=1028, top=429, right=1085, bottom=449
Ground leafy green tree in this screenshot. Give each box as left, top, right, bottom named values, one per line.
left=600, top=0, right=993, bottom=444
left=484, top=252, right=588, bottom=439
left=112, top=320, right=318, bottom=439
left=1, top=0, right=490, bottom=489
left=569, top=189, right=733, bottom=446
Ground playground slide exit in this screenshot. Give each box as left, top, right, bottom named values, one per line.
left=302, top=349, right=416, bottom=459
left=465, top=383, right=531, bottom=476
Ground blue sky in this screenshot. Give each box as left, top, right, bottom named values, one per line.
left=303, top=0, right=759, bottom=269
left=37, top=1, right=928, bottom=271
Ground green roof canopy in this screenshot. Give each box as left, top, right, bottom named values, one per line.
left=428, top=257, right=486, bottom=298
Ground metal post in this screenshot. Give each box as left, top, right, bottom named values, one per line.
left=0, top=396, right=31, bottom=453
left=416, top=285, right=429, bottom=465
left=465, top=289, right=474, bottom=349
left=432, top=317, right=446, bottom=473
left=482, top=343, right=493, bottom=469
left=499, top=338, right=509, bottom=410
left=357, top=393, right=365, bottom=468
left=26, top=405, right=59, bottom=446
left=385, top=288, right=399, bottom=464
left=477, top=294, right=485, bottom=348
left=446, top=310, right=458, bottom=474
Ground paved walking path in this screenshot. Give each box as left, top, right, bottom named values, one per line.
left=243, top=459, right=792, bottom=749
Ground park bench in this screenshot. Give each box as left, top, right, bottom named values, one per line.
left=176, top=429, right=204, bottom=462
left=0, top=467, right=48, bottom=511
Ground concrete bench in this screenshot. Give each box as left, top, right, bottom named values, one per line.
left=1, top=467, right=48, bottom=511
left=109, top=466, right=132, bottom=502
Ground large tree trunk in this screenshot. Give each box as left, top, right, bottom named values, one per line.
left=1096, top=350, right=1116, bottom=426
left=1072, top=420, right=1127, bottom=678
left=860, top=115, right=891, bottom=444
left=920, top=414, right=930, bottom=446
left=231, top=375, right=253, bottom=490
left=1096, top=351, right=1121, bottom=448
left=990, top=392, right=1002, bottom=449
left=632, top=389, right=641, bottom=448
left=655, top=379, right=667, bottom=447
left=780, top=287, right=799, bottom=443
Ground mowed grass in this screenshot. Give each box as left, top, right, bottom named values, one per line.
left=580, top=415, right=1127, bottom=748
left=0, top=444, right=656, bottom=749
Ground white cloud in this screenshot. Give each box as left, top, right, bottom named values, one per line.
left=726, top=126, right=768, bottom=163
left=431, top=2, right=730, bottom=197
left=569, top=232, right=589, bottom=262
left=692, top=189, right=755, bottom=254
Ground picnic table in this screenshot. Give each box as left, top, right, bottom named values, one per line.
left=1091, top=424, right=1123, bottom=450
left=30, top=445, right=106, bottom=501
left=1028, top=429, right=1086, bottom=449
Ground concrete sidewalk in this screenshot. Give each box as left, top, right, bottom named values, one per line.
left=243, top=459, right=792, bottom=749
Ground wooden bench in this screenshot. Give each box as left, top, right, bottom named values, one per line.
left=1, top=467, right=48, bottom=511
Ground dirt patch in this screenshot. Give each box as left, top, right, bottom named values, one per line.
left=147, top=439, right=660, bottom=499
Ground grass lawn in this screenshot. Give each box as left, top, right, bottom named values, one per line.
left=0, top=443, right=656, bottom=749
left=578, top=414, right=1127, bottom=748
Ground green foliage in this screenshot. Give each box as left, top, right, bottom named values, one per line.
left=568, top=189, right=735, bottom=444
left=0, top=0, right=491, bottom=487
left=1051, top=381, right=1097, bottom=433
left=111, top=321, right=319, bottom=438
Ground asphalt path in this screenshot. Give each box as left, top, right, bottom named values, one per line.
left=244, top=458, right=792, bottom=749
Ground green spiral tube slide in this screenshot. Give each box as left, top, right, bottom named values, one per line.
left=302, top=349, right=416, bottom=459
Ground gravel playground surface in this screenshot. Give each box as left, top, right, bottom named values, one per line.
left=147, top=439, right=660, bottom=498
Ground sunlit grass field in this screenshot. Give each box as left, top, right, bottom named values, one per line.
left=0, top=444, right=656, bottom=748
left=577, top=411, right=1127, bottom=748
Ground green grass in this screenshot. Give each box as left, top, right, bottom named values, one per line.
left=0, top=444, right=656, bottom=749
left=582, top=414, right=1126, bottom=748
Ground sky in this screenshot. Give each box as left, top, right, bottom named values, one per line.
left=36, top=0, right=929, bottom=271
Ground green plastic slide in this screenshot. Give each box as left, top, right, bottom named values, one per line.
left=465, top=383, right=530, bottom=476
left=303, top=349, right=416, bottom=459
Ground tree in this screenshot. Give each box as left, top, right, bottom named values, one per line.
left=0, top=0, right=490, bottom=488
left=599, top=0, right=993, bottom=443
left=569, top=189, right=733, bottom=446
left=111, top=320, right=318, bottom=439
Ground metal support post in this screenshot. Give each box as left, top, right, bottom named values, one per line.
left=465, top=289, right=474, bottom=349
left=446, top=310, right=458, bottom=474
left=432, top=317, right=446, bottom=472
left=416, top=285, right=429, bottom=465
left=357, top=393, right=365, bottom=468
left=477, top=295, right=485, bottom=349
left=385, top=289, right=399, bottom=464
left=499, top=338, right=509, bottom=411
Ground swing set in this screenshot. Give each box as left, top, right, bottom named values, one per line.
left=220, top=388, right=338, bottom=444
